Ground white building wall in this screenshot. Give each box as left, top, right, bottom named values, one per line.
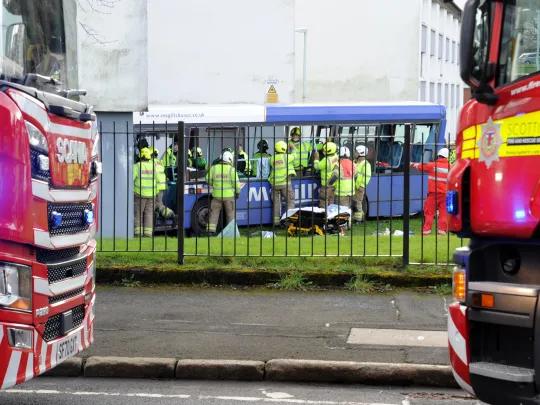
left=294, top=0, right=421, bottom=103
left=77, top=0, right=148, bottom=112
left=146, top=0, right=295, bottom=106
left=419, top=0, right=462, bottom=144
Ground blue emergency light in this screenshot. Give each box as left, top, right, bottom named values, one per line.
left=50, top=211, right=62, bottom=228
left=84, top=209, right=94, bottom=225
left=446, top=191, right=458, bottom=215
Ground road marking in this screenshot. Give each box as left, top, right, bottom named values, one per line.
left=2, top=388, right=397, bottom=404
left=347, top=328, right=448, bottom=348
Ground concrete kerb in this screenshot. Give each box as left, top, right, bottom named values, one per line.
left=41, top=357, right=459, bottom=388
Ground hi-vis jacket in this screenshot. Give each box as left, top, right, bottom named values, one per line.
left=411, top=157, right=449, bottom=194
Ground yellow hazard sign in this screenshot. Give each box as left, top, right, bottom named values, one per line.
left=266, top=84, right=278, bottom=103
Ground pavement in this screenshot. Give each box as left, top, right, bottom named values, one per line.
left=1, top=378, right=481, bottom=405
left=84, top=286, right=452, bottom=365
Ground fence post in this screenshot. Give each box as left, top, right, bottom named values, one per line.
left=177, top=121, right=185, bottom=265
left=402, top=124, right=412, bottom=268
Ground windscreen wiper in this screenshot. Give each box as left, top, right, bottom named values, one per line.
left=23, top=73, right=62, bottom=88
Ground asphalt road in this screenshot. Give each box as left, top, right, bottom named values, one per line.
left=0, top=377, right=482, bottom=405
left=83, top=287, right=451, bottom=364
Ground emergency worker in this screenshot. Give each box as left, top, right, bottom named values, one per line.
left=312, top=142, right=339, bottom=209
left=352, top=145, right=372, bottom=223
left=449, top=147, right=456, bottom=166
left=251, top=140, right=271, bottom=177
left=329, top=147, right=357, bottom=208
left=148, top=147, right=177, bottom=224
left=288, top=127, right=312, bottom=176
left=269, top=141, right=296, bottom=227
left=161, top=135, right=178, bottom=170
left=187, top=148, right=193, bottom=168
left=206, top=151, right=241, bottom=235
left=192, top=147, right=208, bottom=170
left=411, top=147, right=450, bottom=236
left=133, top=148, right=158, bottom=237
left=236, top=143, right=251, bottom=175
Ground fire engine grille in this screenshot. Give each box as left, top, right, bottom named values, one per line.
left=36, top=247, right=80, bottom=264
left=47, top=202, right=92, bottom=236
left=48, top=257, right=87, bottom=284
left=43, top=305, right=85, bottom=342
left=30, top=148, right=51, bottom=183
left=49, top=287, right=84, bottom=305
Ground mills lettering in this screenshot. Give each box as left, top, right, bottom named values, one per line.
left=56, top=138, right=88, bottom=164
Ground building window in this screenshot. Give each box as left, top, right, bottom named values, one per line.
left=445, top=84, right=449, bottom=106
left=431, top=29, right=436, bottom=56
left=438, top=34, right=443, bottom=59
left=421, top=25, right=427, bottom=54
left=457, top=43, right=460, bottom=65
left=456, top=85, right=461, bottom=107
left=430, top=82, right=435, bottom=102
left=437, top=83, right=442, bottom=103
left=419, top=81, right=427, bottom=101
left=452, top=41, right=456, bottom=63
left=446, top=37, right=450, bottom=61
left=451, top=84, right=455, bottom=107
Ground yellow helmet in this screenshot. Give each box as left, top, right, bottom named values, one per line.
left=290, top=127, right=301, bottom=137
left=196, top=147, right=203, bottom=155
left=147, top=146, right=159, bottom=158
left=324, top=142, right=337, bottom=155
left=275, top=141, right=288, bottom=153
left=139, top=147, right=152, bottom=160
left=188, top=149, right=193, bottom=157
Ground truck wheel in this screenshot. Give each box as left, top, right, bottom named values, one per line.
left=190, top=197, right=222, bottom=236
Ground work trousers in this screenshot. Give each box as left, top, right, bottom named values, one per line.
left=352, top=187, right=366, bottom=222
left=318, top=186, right=335, bottom=210
left=271, top=185, right=295, bottom=225
left=423, top=192, right=448, bottom=235
left=336, top=196, right=352, bottom=209
left=134, top=195, right=155, bottom=237
left=154, top=191, right=174, bottom=219
left=208, top=197, right=235, bottom=234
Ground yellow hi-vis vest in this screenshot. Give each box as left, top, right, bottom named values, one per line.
left=162, top=147, right=176, bottom=169
left=206, top=163, right=240, bottom=198
left=269, top=153, right=296, bottom=187
left=314, top=154, right=339, bottom=187
left=154, top=160, right=167, bottom=191
left=134, top=160, right=158, bottom=197
left=355, top=159, right=372, bottom=190
left=335, top=159, right=356, bottom=197
left=289, top=140, right=312, bottom=169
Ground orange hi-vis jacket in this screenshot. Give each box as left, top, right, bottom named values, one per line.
left=411, top=157, right=449, bottom=194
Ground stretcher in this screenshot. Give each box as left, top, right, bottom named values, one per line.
left=280, top=205, right=352, bottom=237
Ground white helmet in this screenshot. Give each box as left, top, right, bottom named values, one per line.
left=356, top=145, right=367, bottom=157
left=438, top=147, right=449, bottom=159
left=222, top=151, right=233, bottom=163
left=339, top=146, right=350, bottom=158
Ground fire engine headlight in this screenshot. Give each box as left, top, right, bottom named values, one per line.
left=25, top=121, right=48, bottom=153
left=7, top=328, right=33, bottom=349
left=0, top=262, right=32, bottom=313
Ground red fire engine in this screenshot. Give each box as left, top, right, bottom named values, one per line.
left=447, top=0, right=540, bottom=404
left=0, top=0, right=100, bottom=389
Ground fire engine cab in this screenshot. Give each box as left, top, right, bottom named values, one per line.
left=447, top=0, right=540, bottom=404
left=0, top=0, right=100, bottom=389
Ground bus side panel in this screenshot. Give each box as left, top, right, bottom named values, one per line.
left=366, top=174, right=428, bottom=217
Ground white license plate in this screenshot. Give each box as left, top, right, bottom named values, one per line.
left=56, top=333, right=79, bottom=363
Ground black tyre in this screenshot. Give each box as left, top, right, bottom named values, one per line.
left=190, top=197, right=223, bottom=236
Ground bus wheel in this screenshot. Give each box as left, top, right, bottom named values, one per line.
left=362, top=195, right=369, bottom=219
left=190, top=197, right=222, bottom=236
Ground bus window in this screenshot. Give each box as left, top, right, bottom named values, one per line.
left=336, top=126, right=377, bottom=175
left=378, top=124, right=405, bottom=171
left=411, top=123, right=439, bottom=163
